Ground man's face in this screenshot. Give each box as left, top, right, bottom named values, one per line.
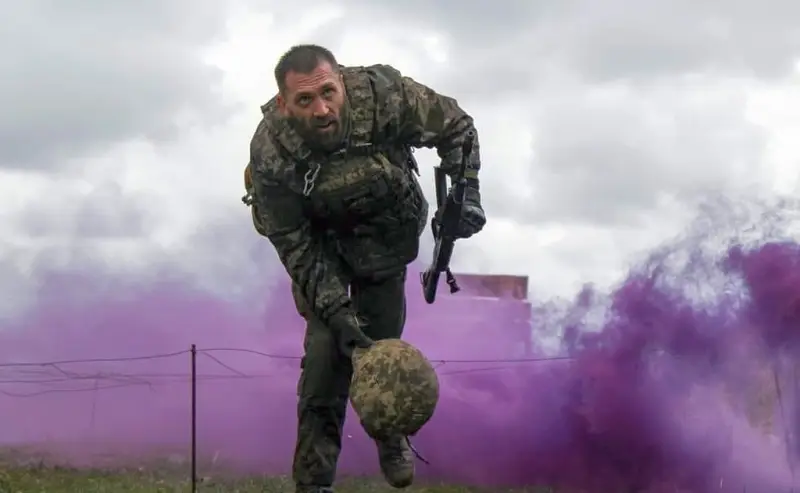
left=278, top=61, right=348, bottom=152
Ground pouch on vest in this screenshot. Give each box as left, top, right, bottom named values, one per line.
left=242, top=162, right=268, bottom=237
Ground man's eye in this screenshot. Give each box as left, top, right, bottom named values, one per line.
left=298, top=96, right=312, bottom=105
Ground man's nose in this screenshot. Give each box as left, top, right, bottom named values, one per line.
left=311, top=99, right=330, bottom=116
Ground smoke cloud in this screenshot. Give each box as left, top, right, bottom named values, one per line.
left=1, top=194, right=800, bottom=492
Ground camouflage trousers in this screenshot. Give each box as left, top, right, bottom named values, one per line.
left=292, top=269, right=407, bottom=489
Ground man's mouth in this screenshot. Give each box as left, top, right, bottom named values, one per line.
left=315, top=120, right=336, bottom=131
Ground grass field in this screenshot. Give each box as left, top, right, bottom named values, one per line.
left=0, top=466, right=549, bottom=492
left=0, top=447, right=551, bottom=492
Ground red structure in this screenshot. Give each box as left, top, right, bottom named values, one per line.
left=454, top=273, right=529, bottom=301
left=460, top=273, right=533, bottom=357
left=409, top=273, right=533, bottom=359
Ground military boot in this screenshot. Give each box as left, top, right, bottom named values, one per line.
left=376, top=436, right=415, bottom=488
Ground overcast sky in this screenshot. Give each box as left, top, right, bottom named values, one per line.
left=2, top=0, right=800, bottom=316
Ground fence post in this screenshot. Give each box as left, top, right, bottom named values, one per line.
left=190, top=344, right=197, bottom=493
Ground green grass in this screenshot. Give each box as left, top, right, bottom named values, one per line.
left=0, top=466, right=553, bottom=492
left=0, top=446, right=554, bottom=492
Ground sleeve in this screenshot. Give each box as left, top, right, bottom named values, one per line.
left=388, top=67, right=482, bottom=187
left=249, top=154, right=353, bottom=324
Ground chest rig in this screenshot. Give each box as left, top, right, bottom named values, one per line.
left=298, top=145, right=420, bottom=229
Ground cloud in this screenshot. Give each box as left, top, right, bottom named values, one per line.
left=545, top=1, right=800, bottom=82
left=1, top=0, right=799, bottom=307
left=336, top=0, right=800, bottom=85
left=522, top=78, right=769, bottom=226
left=11, top=179, right=151, bottom=240
left=420, top=75, right=770, bottom=229
left=0, top=0, right=235, bottom=170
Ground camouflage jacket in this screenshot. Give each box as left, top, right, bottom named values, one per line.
left=248, top=64, right=481, bottom=325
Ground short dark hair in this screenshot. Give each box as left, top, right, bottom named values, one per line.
left=274, top=44, right=339, bottom=94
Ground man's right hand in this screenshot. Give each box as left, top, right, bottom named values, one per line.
left=329, top=309, right=374, bottom=357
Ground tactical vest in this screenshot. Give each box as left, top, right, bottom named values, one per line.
left=243, top=68, right=429, bottom=280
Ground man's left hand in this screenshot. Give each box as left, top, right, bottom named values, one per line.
left=458, top=188, right=485, bottom=238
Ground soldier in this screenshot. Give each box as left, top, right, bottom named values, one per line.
left=243, top=44, right=486, bottom=493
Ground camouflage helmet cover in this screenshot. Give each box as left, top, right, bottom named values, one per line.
left=349, top=338, right=440, bottom=440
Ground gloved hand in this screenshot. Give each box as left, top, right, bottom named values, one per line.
left=458, top=187, right=486, bottom=238
left=329, top=309, right=374, bottom=358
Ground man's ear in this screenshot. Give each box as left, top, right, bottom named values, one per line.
left=276, top=94, right=289, bottom=116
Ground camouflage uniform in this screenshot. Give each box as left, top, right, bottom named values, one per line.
left=246, top=64, right=482, bottom=492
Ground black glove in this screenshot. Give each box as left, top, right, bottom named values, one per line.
left=458, top=187, right=486, bottom=239
left=328, top=309, right=374, bottom=358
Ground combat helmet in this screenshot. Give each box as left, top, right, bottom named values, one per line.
left=349, top=338, right=440, bottom=440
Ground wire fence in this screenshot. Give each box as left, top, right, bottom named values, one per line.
left=0, top=345, right=572, bottom=492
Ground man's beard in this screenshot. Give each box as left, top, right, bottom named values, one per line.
left=288, top=103, right=350, bottom=153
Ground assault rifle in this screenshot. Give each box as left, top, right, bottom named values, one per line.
left=420, top=130, right=476, bottom=304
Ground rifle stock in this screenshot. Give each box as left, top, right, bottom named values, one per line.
left=420, top=130, right=475, bottom=304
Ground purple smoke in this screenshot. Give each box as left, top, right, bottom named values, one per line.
left=1, top=195, right=800, bottom=492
